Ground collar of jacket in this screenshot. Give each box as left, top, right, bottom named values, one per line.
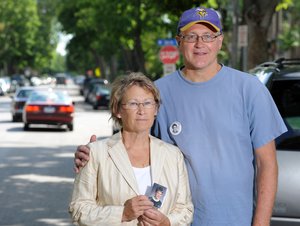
left=106, top=132, right=167, bottom=195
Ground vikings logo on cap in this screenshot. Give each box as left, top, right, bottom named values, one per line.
left=197, top=8, right=208, bottom=17
left=177, top=7, right=222, bottom=34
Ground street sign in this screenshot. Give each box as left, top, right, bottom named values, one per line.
left=157, top=38, right=177, bottom=46
left=238, top=25, right=248, bottom=47
left=163, top=64, right=176, bottom=75
left=159, top=45, right=180, bottom=64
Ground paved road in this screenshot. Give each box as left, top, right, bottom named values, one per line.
left=0, top=88, right=112, bottom=226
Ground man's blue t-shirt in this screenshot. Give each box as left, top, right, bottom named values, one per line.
left=152, top=66, right=287, bottom=226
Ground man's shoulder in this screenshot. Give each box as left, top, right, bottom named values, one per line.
left=154, top=70, right=179, bottom=86
left=222, top=65, right=262, bottom=86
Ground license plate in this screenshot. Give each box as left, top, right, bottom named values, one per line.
left=44, top=106, right=55, bottom=113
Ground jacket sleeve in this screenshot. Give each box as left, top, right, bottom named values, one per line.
left=167, top=148, right=194, bottom=225
left=68, top=142, right=124, bottom=226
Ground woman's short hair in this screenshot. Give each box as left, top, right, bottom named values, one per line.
left=110, top=72, right=161, bottom=127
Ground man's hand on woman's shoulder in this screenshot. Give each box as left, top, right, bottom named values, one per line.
left=74, top=135, right=96, bottom=173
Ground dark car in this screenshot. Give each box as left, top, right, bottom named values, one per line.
left=86, top=84, right=111, bottom=109
left=250, top=58, right=300, bottom=226
left=10, top=74, right=30, bottom=92
left=82, top=78, right=109, bottom=101
left=54, top=73, right=73, bottom=86
left=10, top=86, right=49, bottom=122
left=22, top=90, right=74, bottom=131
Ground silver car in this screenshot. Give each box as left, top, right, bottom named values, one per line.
left=250, top=58, right=300, bottom=226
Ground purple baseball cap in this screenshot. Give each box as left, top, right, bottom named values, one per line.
left=177, top=7, right=222, bottom=34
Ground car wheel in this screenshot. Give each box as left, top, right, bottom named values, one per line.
left=12, top=115, right=17, bottom=122
left=93, top=104, right=98, bottom=110
left=24, top=123, right=29, bottom=131
left=67, top=123, right=74, bottom=131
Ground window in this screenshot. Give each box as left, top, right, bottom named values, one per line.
left=271, top=80, right=300, bottom=150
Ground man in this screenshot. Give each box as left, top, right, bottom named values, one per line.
left=75, top=6, right=287, bottom=226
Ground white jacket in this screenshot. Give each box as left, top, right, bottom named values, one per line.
left=69, top=132, right=193, bottom=226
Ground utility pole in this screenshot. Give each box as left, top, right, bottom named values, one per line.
left=231, top=0, right=239, bottom=69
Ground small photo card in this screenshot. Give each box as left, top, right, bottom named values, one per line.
left=147, top=183, right=167, bottom=209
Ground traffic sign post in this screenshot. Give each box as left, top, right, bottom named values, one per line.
left=163, top=64, right=176, bottom=76
left=159, top=45, right=179, bottom=75
left=159, top=45, right=179, bottom=64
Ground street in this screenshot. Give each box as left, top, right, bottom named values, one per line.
left=0, top=87, right=113, bottom=226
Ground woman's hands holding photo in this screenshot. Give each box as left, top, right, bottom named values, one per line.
left=122, top=195, right=153, bottom=222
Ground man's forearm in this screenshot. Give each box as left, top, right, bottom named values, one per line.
left=253, top=146, right=278, bottom=226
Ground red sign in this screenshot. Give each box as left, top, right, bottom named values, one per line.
left=159, top=45, right=179, bottom=64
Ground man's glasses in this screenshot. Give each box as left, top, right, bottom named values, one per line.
left=179, top=32, right=222, bottom=43
left=122, top=100, right=157, bottom=110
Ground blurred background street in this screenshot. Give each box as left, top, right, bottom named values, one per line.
left=0, top=85, right=112, bottom=226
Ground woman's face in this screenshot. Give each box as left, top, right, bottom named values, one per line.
left=117, top=85, right=157, bottom=133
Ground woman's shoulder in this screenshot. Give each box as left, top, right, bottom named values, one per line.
left=87, top=137, right=111, bottom=159
left=150, top=135, right=182, bottom=155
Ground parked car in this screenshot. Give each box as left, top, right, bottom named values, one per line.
left=10, top=74, right=30, bottom=92
left=54, top=73, right=74, bottom=86
left=250, top=58, right=300, bottom=226
left=82, top=78, right=109, bottom=101
left=86, top=84, right=111, bottom=109
left=23, top=90, right=74, bottom=131
left=10, top=86, right=49, bottom=122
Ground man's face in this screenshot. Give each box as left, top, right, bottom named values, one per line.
left=176, top=23, right=223, bottom=71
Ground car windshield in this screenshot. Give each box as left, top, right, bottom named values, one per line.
left=17, top=89, right=33, bottom=98
left=96, top=85, right=110, bottom=94
left=272, top=79, right=300, bottom=150
left=28, top=91, right=70, bottom=104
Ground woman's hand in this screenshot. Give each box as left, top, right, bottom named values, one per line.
left=138, top=208, right=171, bottom=226
left=122, top=195, right=153, bottom=222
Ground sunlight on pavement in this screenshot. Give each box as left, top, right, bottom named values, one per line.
left=37, top=218, right=73, bottom=226
left=11, top=174, right=74, bottom=183
left=54, top=153, right=74, bottom=158
left=23, top=207, right=45, bottom=212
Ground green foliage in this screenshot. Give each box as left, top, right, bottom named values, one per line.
left=278, top=0, right=300, bottom=51
left=276, top=0, right=293, bottom=11
left=0, top=0, right=298, bottom=77
left=0, top=0, right=60, bottom=75
left=50, top=52, right=66, bottom=72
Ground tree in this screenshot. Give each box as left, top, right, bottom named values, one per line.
left=57, top=0, right=297, bottom=78
left=242, top=0, right=281, bottom=68
left=0, top=0, right=60, bottom=75
left=0, top=0, right=40, bottom=74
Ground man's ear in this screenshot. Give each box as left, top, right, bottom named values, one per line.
left=175, top=36, right=181, bottom=46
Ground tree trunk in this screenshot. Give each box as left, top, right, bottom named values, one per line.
left=247, top=24, right=269, bottom=69
left=243, top=0, right=280, bottom=69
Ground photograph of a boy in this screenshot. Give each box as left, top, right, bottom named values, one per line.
left=148, top=184, right=166, bottom=209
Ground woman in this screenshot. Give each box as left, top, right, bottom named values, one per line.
left=69, top=72, right=193, bottom=225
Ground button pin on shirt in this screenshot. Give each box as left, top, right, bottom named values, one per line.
left=170, top=121, right=182, bottom=135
